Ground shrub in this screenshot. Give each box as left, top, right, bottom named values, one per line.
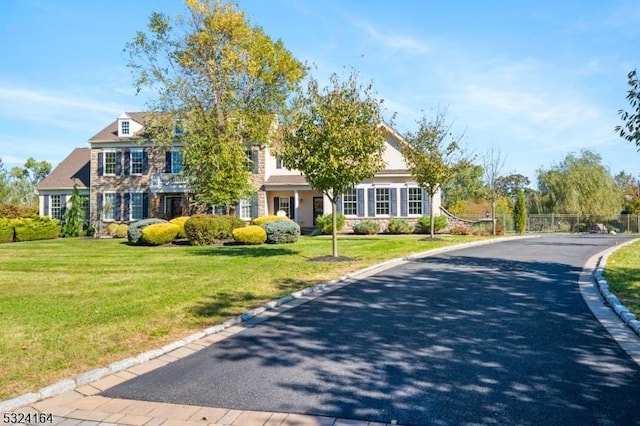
left=352, top=221, right=381, bottom=235
left=141, top=222, right=180, bottom=246
left=449, top=223, right=473, bottom=235
left=13, top=216, right=60, bottom=242
left=251, top=215, right=290, bottom=226
left=0, top=203, right=37, bottom=219
left=387, top=217, right=414, bottom=234
left=471, top=221, right=504, bottom=236
left=315, top=213, right=345, bottom=235
left=262, top=220, right=300, bottom=244
left=417, top=215, right=448, bottom=234
left=107, top=223, right=128, bottom=238
left=169, top=216, right=190, bottom=239
left=232, top=225, right=267, bottom=245
left=184, top=214, right=246, bottom=245
left=128, top=218, right=168, bottom=245
left=0, top=219, right=14, bottom=243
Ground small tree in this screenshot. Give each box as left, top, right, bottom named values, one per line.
left=513, top=188, right=527, bottom=234
left=483, top=147, right=506, bottom=236
left=280, top=71, right=386, bottom=257
left=62, top=183, right=86, bottom=237
left=401, top=109, right=468, bottom=239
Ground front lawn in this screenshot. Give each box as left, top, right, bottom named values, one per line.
left=603, top=240, right=640, bottom=317
left=0, top=234, right=482, bottom=400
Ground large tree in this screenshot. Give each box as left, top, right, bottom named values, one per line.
left=0, top=158, right=10, bottom=203
left=7, top=157, right=51, bottom=206
left=401, top=109, right=468, bottom=239
left=126, top=0, right=306, bottom=210
left=279, top=71, right=386, bottom=257
left=616, top=69, right=640, bottom=148
left=440, top=160, right=486, bottom=212
left=536, top=149, right=621, bottom=220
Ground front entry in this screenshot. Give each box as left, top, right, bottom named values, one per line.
left=312, top=196, right=324, bottom=226
left=165, top=196, right=183, bottom=219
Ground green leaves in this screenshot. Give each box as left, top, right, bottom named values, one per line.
left=616, top=69, right=640, bottom=148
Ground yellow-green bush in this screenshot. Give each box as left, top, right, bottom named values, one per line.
left=169, top=216, right=190, bottom=239
left=232, top=225, right=267, bottom=245
left=251, top=215, right=290, bottom=226
left=107, top=223, right=128, bottom=238
left=141, top=223, right=180, bottom=246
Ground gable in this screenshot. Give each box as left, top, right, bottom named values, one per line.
left=381, top=126, right=409, bottom=171
left=36, top=148, right=90, bottom=191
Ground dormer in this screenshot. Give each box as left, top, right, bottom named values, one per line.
left=117, top=112, right=132, bottom=137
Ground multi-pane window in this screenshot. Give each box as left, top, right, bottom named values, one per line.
left=130, top=192, right=143, bottom=221
left=408, top=187, right=423, bottom=215
left=245, top=148, right=254, bottom=172
left=104, top=151, right=116, bottom=175
left=130, top=150, right=143, bottom=175
left=278, top=197, right=291, bottom=218
left=239, top=199, right=253, bottom=220
left=342, top=189, right=357, bottom=216
left=103, top=192, right=115, bottom=221
left=375, top=188, right=390, bottom=215
left=171, top=150, right=183, bottom=174
left=50, top=195, right=62, bottom=220
left=121, top=120, right=129, bottom=135
left=276, top=156, right=283, bottom=169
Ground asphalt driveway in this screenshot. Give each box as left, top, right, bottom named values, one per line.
left=103, top=235, right=640, bottom=425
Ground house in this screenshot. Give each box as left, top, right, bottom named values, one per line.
left=36, top=147, right=91, bottom=221
left=41, top=113, right=441, bottom=233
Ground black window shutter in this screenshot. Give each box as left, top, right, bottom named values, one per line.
left=43, top=195, right=50, bottom=216
left=142, top=150, right=149, bottom=174
left=124, top=193, right=131, bottom=221
left=124, top=149, right=130, bottom=176
left=274, top=197, right=280, bottom=214
left=357, top=189, right=365, bottom=217
left=336, top=195, right=343, bottom=214
left=390, top=188, right=397, bottom=216
left=367, top=188, right=375, bottom=217
left=400, top=188, right=408, bottom=216
left=289, top=196, right=295, bottom=219
left=422, top=189, right=430, bottom=215
left=115, top=151, right=122, bottom=176
left=252, top=150, right=259, bottom=174
left=114, top=194, right=122, bottom=221
left=97, top=153, right=103, bottom=176
left=165, top=151, right=172, bottom=173
left=142, top=193, right=149, bottom=219
left=251, top=197, right=258, bottom=218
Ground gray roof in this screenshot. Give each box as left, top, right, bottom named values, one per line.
left=36, top=148, right=90, bottom=190
left=265, top=175, right=309, bottom=186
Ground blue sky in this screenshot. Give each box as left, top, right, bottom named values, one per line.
left=1, top=0, right=639, bottom=183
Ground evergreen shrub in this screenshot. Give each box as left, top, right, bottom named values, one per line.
left=185, top=214, right=245, bottom=245
left=315, top=213, right=345, bottom=235
left=128, top=218, right=167, bottom=245
left=169, top=216, right=190, bottom=239
left=251, top=215, right=290, bottom=226
left=262, top=220, right=300, bottom=244
left=386, top=217, right=414, bottom=234
left=352, top=221, right=380, bottom=235
left=0, top=219, right=14, bottom=243
left=13, top=216, right=60, bottom=242
left=417, top=215, right=448, bottom=234
left=232, top=225, right=267, bottom=245
left=141, top=223, right=180, bottom=246
left=107, top=223, right=128, bottom=238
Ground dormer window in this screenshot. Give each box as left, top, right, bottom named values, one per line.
left=174, top=121, right=183, bottom=137
left=121, top=120, right=130, bottom=136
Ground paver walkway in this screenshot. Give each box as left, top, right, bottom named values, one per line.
left=7, top=235, right=640, bottom=425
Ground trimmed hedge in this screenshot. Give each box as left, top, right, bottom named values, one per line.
left=184, top=214, right=245, bottom=246
left=251, top=215, right=290, bottom=226
left=353, top=221, right=381, bottom=235
left=0, top=219, right=14, bottom=243
left=232, top=225, right=267, bottom=245
left=262, top=220, right=300, bottom=244
left=107, top=223, right=128, bottom=238
left=315, top=213, right=345, bottom=235
left=387, top=217, right=414, bottom=234
left=141, top=222, right=180, bottom=246
left=417, top=215, right=448, bottom=234
left=13, top=216, right=60, bottom=242
left=128, top=218, right=168, bottom=245
left=169, top=216, right=190, bottom=239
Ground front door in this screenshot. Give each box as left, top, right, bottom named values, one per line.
left=312, top=196, right=324, bottom=226
left=165, top=196, right=183, bottom=219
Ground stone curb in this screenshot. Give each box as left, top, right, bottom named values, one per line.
left=0, top=234, right=534, bottom=413
left=593, top=239, right=640, bottom=337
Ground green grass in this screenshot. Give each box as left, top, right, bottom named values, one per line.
left=0, top=234, right=483, bottom=400
left=603, top=240, right=640, bottom=317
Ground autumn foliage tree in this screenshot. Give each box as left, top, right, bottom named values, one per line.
left=279, top=71, right=386, bottom=257
left=126, top=0, right=305, bottom=210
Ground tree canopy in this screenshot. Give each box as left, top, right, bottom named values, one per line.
left=126, top=0, right=306, bottom=209
left=279, top=71, right=386, bottom=257
left=616, top=69, right=640, bottom=149
left=6, top=157, right=51, bottom=206
left=440, top=160, right=486, bottom=211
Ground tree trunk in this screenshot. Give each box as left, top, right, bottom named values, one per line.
left=491, top=199, right=496, bottom=235
left=331, top=200, right=338, bottom=257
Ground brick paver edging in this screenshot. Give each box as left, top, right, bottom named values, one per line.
left=0, top=235, right=535, bottom=413
left=592, top=238, right=640, bottom=337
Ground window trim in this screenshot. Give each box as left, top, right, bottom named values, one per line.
left=129, top=191, right=144, bottom=221
left=171, top=149, right=183, bottom=174
left=407, top=187, right=423, bottom=216
left=130, top=149, right=144, bottom=175
left=50, top=194, right=62, bottom=220
left=239, top=198, right=253, bottom=221
left=375, top=187, right=390, bottom=216
left=103, top=149, right=116, bottom=176
left=342, top=188, right=357, bottom=216
left=277, top=196, right=291, bottom=218
left=102, top=191, right=116, bottom=222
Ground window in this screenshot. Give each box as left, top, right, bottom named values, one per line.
left=375, top=188, right=390, bottom=216
left=173, top=121, right=183, bottom=137
left=50, top=195, right=62, bottom=220
left=277, top=197, right=290, bottom=218
left=239, top=199, right=253, bottom=220
left=121, top=120, right=129, bottom=135
left=408, top=187, right=423, bottom=215
left=103, top=192, right=116, bottom=221
left=130, top=150, right=143, bottom=175
left=104, top=151, right=116, bottom=175
left=130, top=192, right=143, bottom=221
left=342, top=189, right=357, bottom=216
left=276, top=156, right=283, bottom=169
left=171, top=150, right=183, bottom=174
left=245, top=148, right=254, bottom=172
